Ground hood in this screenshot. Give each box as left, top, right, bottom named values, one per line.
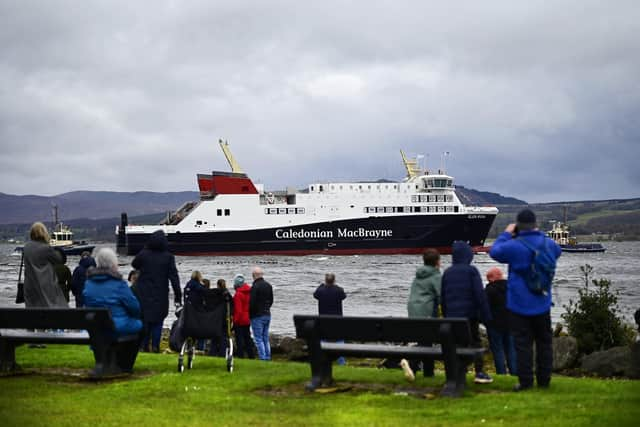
left=87, top=266, right=123, bottom=281
left=147, top=230, right=168, bottom=251
left=451, top=241, right=474, bottom=265
left=79, top=256, right=97, bottom=269
left=236, top=283, right=251, bottom=294
left=415, top=265, right=438, bottom=280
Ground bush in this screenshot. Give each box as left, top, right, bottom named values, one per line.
left=561, top=265, right=634, bottom=355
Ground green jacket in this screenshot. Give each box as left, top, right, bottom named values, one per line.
left=407, top=265, right=441, bottom=318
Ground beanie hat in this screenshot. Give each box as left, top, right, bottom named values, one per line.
left=516, top=208, right=536, bottom=226
left=233, top=274, right=245, bottom=289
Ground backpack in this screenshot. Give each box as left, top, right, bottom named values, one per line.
left=514, top=237, right=556, bottom=296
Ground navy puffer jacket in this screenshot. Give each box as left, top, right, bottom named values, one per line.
left=132, top=230, right=181, bottom=322
left=441, top=241, right=491, bottom=324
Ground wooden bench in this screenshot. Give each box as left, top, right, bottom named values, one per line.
left=0, top=308, right=140, bottom=378
left=293, top=315, right=485, bottom=397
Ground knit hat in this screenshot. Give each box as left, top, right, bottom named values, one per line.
left=486, top=267, right=504, bottom=282
left=516, top=208, right=536, bottom=229
left=233, top=274, right=245, bottom=289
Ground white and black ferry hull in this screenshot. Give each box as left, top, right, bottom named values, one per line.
left=118, top=213, right=496, bottom=256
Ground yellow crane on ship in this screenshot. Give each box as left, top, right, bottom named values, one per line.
left=219, top=139, right=243, bottom=173
left=400, top=150, right=422, bottom=179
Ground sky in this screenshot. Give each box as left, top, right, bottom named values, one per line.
left=0, top=1, right=639, bottom=203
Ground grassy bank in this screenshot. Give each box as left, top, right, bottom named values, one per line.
left=1, top=345, right=638, bottom=426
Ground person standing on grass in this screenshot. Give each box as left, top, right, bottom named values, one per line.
left=132, top=229, right=181, bottom=353
left=489, top=209, right=561, bottom=392
left=53, top=248, right=72, bottom=303
left=250, top=266, right=273, bottom=361
left=71, top=251, right=96, bottom=307
left=485, top=267, right=517, bottom=376
left=233, top=274, right=255, bottom=359
left=402, top=248, right=442, bottom=380
left=441, top=241, right=493, bottom=384
left=313, top=273, right=347, bottom=365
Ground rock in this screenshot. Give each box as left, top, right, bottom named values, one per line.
left=581, top=345, right=639, bottom=378
left=270, top=334, right=308, bottom=361
left=552, top=336, right=579, bottom=371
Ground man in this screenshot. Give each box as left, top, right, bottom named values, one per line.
left=489, top=209, right=561, bottom=391
left=485, top=267, right=517, bottom=375
left=71, top=251, right=96, bottom=307
left=441, top=241, right=493, bottom=384
left=314, top=273, right=347, bottom=365
left=403, top=248, right=442, bottom=380
left=250, top=266, right=273, bottom=361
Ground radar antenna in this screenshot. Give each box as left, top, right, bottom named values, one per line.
left=400, top=150, right=421, bottom=179
left=218, top=139, right=243, bottom=173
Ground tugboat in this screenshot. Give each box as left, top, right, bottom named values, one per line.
left=547, top=221, right=605, bottom=253
left=14, top=205, right=95, bottom=256
left=117, top=140, right=498, bottom=256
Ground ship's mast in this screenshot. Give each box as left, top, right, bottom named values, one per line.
left=219, top=139, right=243, bottom=173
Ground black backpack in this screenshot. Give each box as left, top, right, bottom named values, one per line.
left=514, top=237, right=557, bottom=296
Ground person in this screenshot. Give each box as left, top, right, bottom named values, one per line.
left=128, top=270, right=139, bottom=287
left=485, top=267, right=517, bottom=376
left=249, top=266, right=273, bottom=361
left=441, top=240, right=493, bottom=384
left=232, top=274, right=254, bottom=359
left=314, top=273, right=347, bottom=365
left=83, top=248, right=143, bottom=374
left=53, top=248, right=72, bottom=303
left=209, top=279, right=231, bottom=357
left=83, top=248, right=143, bottom=337
left=490, top=209, right=561, bottom=391
left=22, top=222, right=67, bottom=308
left=132, top=230, right=181, bottom=353
left=71, top=251, right=96, bottom=307
left=403, top=248, right=442, bottom=380
left=184, top=271, right=207, bottom=351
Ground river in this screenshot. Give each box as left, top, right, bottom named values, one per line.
left=1, top=242, right=638, bottom=335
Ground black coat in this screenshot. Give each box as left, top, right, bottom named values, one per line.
left=485, top=279, right=509, bottom=332
left=249, top=277, right=273, bottom=319
left=132, top=230, right=181, bottom=323
left=314, top=284, right=346, bottom=315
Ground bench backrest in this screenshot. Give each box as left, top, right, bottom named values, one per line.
left=294, top=315, right=473, bottom=347
left=0, top=308, right=115, bottom=331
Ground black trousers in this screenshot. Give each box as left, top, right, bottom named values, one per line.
left=510, top=311, right=552, bottom=387
left=234, top=325, right=255, bottom=359
left=468, top=319, right=484, bottom=374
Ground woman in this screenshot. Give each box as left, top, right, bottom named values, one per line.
left=83, top=248, right=143, bottom=337
left=232, top=274, right=254, bottom=359
left=184, top=271, right=205, bottom=308
left=22, top=222, right=67, bottom=308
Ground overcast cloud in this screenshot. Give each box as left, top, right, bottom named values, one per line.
left=0, top=0, right=639, bottom=202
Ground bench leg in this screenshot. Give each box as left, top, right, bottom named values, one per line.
left=0, top=340, right=19, bottom=373
left=91, top=336, right=125, bottom=378
left=440, top=323, right=466, bottom=398
left=305, top=339, right=333, bottom=391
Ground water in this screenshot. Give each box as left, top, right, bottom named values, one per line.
left=1, top=242, right=638, bottom=335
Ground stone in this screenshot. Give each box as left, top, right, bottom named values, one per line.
left=581, top=346, right=635, bottom=378
left=269, top=334, right=308, bottom=361
left=552, top=336, right=579, bottom=371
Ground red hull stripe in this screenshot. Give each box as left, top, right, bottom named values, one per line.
left=173, top=245, right=492, bottom=257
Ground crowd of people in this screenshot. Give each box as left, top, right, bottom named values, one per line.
left=20, top=208, right=564, bottom=391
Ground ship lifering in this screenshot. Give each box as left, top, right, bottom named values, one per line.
left=266, top=193, right=275, bottom=204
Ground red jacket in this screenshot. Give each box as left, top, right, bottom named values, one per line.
left=233, top=284, right=251, bottom=326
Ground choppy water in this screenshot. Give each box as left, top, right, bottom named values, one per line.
left=1, top=242, right=638, bottom=335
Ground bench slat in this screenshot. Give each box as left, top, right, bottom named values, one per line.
left=321, top=342, right=484, bottom=358
left=0, top=329, right=90, bottom=344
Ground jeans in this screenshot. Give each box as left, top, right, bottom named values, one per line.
left=234, top=325, right=255, bottom=359
left=487, top=327, right=517, bottom=375
left=510, top=311, right=552, bottom=387
left=141, top=321, right=163, bottom=352
left=250, top=315, right=271, bottom=360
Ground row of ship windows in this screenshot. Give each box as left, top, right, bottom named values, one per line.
left=265, top=207, right=306, bottom=215
left=412, top=195, right=454, bottom=203
left=311, top=184, right=419, bottom=192
left=365, top=206, right=459, bottom=213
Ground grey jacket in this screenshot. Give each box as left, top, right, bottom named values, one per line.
left=23, top=241, right=68, bottom=307
left=407, top=265, right=441, bottom=318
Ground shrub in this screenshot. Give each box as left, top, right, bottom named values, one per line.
left=561, top=264, right=634, bottom=355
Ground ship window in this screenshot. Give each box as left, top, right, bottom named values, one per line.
left=319, top=185, right=324, bottom=192
left=376, top=207, right=384, bottom=213
left=376, top=185, right=380, bottom=190
left=224, top=209, right=230, bottom=216
left=367, top=185, right=371, bottom=190
left=385, top=207, right=393, bottom=213
left=269, top=208, right=277, bottom=214
left=217, top=209, right=222, bottom=216
left=397, top=207, right=404, bottom=213
left=278, top=208, right=286, bottom=214
left=311, top=186, right=314, bottom=191
left=437, top=195, right=444, bottom=202
left=405, top=206, right=412, bottom=212
left=196, top=220, right=202, bottom=225
left=437, top=206, right=445, bottom=212
left=349, top=185, right=353, bottom=190
left=415, top=185, right=419, bottom=189
left=447, top=180, right=452, bottom=187
left=296, top=207, right=305, bottom=214
left=411, top=195, right=418, bottom=203
left=287, top=208, right=296, bottom=214
left=427, top=179, right=434, bottom=187
left=265, top=209, right=269, bottom=214
left=339, top=186, right=343, bottom=190
left=419, top=195, right=426, bottom=202
left=393, top=185, right=397, bottom=189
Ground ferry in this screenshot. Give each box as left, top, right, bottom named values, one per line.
left=116, top=141, right=498, bottom=256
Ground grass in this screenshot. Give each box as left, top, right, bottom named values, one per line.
left=0, top=345, right=639, bottom=426
left=571, top=210, right=636, bottom=226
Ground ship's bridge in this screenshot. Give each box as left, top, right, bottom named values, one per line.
left=419, top=175, right=454, bottom=190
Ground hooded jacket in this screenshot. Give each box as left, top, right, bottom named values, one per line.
left=22, top=240, right=67, bottom=308
left=71, top=256, right=97, bottom=299
left=132, top=230, right=181, bottom=322
left=441, top=241, right=491, bottom=324
left=233, top=283, right=252, bottom=326
left=407, top=265, right=441, bottom=318
left=489, top=230, right=562, bottom=316
left=83, top=267, right=143, bottom=337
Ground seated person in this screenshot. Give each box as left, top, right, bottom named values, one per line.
left=83, top=248, right=143, bottom=337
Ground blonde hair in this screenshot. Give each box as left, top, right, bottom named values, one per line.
left=30, top=222, right=50, bottom=243
left=191, top=270, right=203, bottom=282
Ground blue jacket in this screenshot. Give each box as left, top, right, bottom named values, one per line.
left=314, top=283, right=346, bottom=316
left=441, top=241, right=492, bottom=324
left=489, top=230, right=562, bottom=316
left=83, top=268, right=143, bottom=337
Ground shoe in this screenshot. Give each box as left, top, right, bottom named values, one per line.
left=400, top=359, right=415, bottom=382
left=474, top=372, right=493, bottom=384
left=512, top=383, right=533, bottom=392
left=537, top=382, right=550, bottom=389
